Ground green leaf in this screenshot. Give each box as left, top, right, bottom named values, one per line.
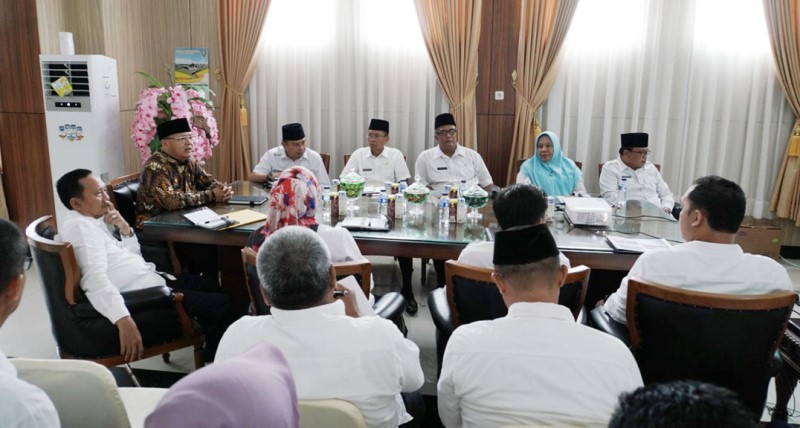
left=149, top=135, right=161, bottom=154
left=136, top=71, right=165, bottom=88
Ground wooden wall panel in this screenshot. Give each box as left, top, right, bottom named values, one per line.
left=0, top=0, right=45, bottom=114
left=64, top=0, right=105, bottom=55
left=0, top=113, right=55, bottom=227
left=36, top=0, right=65, bottom=55
left=476, top=0, right=520, bottom=186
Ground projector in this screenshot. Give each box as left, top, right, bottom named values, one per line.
left=563, top=197, right=613, bottom=226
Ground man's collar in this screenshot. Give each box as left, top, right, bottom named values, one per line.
left=157, top=150, right=190, bottom=165
left=434, top=144, right=462, bottom=159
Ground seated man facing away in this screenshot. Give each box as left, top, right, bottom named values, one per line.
left=216, top=226, right=424, bottom=428
left=600, top=175, right=793, bottom=325
left=57, top=169, right=236, bottom=362
left=609, top=380, right=755, bottom=428
left=599, top=132, right=674, bottom=214
left=249, top=122, right=331, bottom=186
left=438, top=224, right=642, bottom=428
left=0, top=219, right=60, bottom=427
left=146, top=343, right=299, bottom=428
left=458, top=183, right=570, bottom=270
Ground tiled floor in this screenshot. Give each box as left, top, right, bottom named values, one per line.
left=3, top=255, right=800, bottom=423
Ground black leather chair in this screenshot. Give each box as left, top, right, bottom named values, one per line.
left=241, top=247, right=407, bottom=334
left=429, top=260, right=591, bottom=373
left=26, top=215, right=206, bottom=369
left=595, top=278, right=795, bottom=420
left=106, top=173, right=180, bottom=274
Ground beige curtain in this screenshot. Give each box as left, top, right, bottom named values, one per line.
left=506, top=0, right=578, bottom=183
left=765, top=0, right=800, bottom=225
left=414, top=0, right=482, bottom=149
left=216, top=0, right=271, bottom=182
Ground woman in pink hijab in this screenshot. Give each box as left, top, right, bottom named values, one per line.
left=145, top=342, right=299, bottom=428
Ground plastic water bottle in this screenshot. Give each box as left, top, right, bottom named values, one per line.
left=321, top=185, right=331, bottom=223
left=399, top=179, right=408, bottom=194
left=377, top=190, right=388, bottom=217
left=458, top=179, right=467, bottom=198
left=546, top=196, right=555, bottom=223
left=438, top=192, right=450, bottom=228
left=617, top=177, right=628, bottom=212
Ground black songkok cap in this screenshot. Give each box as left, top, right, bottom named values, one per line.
left=157, top=118, right=191, bottom=140
left=435, top=113, right=456, bottom=129
left=621, top=132, right=648, bottom=148
left=493, top=224, right=559, bottom=266
left=282, top=123, right=305, bottom=141
left=368, top=118, right=389, bottom=134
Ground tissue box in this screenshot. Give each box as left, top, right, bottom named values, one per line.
left=735, top=224, right=782, bottom=259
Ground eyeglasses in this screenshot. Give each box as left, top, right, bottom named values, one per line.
left=166, top=135, right=193, bottom=143
left=631, top=149, right=651, bottom=157
left=435, top=129, right=457, bottom=137
left=24, top=255, right=33, bottom=271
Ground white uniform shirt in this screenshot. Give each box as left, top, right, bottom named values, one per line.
left=458, top=241, right=572, bottom=270
left=604, top=240, right=795, bottom=324
left=438, top=302, right=642, bottom=428
left=342, top=147, right=411, bottom=187
left=59, top=210, right=167, bottom=323
left=414, top=145, right=493, bottom=196
left=253, top=146, right=331, bottom=185
left=215, top=300, right=424, bottom=428
left=0, top=351, right=60, bottom=428
left=599, top=158, right=674, bottom=211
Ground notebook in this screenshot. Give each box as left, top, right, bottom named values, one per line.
left=228, top=194, right=268, bottom=206
left=339, top=216, right=390, bottom=232
left=182, top=208, right=267, bottom=230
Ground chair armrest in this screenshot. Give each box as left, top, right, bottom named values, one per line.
left=72, top=286, right=174, bottom=319
left=373, top=292, right=405, bottom=320
left=589, top=306, right=630, bottom=346
left=428, top=288, right=452, bottom=336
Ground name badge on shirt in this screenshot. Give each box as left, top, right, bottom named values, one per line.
left=362, top=168, right=373, bottom=172
left=437, top=167, right=448, bottom=171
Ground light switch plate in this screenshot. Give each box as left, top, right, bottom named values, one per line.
left=494, top=91, right=504, bottom=100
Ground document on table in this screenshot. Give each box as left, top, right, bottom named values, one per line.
left=606, top=235, right=671, bottom=253
left=182, top=208, right=266, bottom=230
left=340, top=216, right=390, bottom=231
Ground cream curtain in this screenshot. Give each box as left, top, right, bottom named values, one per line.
left=765, top=0, right=800, bottom=225
left=414, top=0, right=482, bottom=149
left=506, top=0, right=578, bottom=183
left=216, top=0, right=271, bottom=182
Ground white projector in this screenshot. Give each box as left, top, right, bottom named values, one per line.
left=563, top=197, right=613, bottom=226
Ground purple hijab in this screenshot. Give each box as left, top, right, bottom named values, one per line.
left=145, top=343, right=299, bottom=428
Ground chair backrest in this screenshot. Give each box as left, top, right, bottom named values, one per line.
left=298, top=399, right=367, bottom=428
left=343, top=153, right=351, bottom=166
left=241, top=247, right=271, bottom=316
left=106, top=173, right=141, bottom=226
left=445, top=260, right=590, bottom=328
left=320, top=152, right=331, bottom=173
left=12, top=358, right=132, bottom=428
left=598, top=162, right=660, bottom=178
left=627, top=278, right=796, bottom=418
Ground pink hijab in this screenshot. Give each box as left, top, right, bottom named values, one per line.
left=145, top=343, right=299, bottom=428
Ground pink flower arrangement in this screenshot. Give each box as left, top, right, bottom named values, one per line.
left=131, top=73, right=219, bottom=164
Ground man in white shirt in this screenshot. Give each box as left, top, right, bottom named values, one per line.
left=439, top=224, right=642, bottom=427
left=342, top=118, right=411, bottom=187
left=250, top=123, right=331, bottom=186
left=414, top=113, right=493, bottom=196
left=0, top=219, right=60, bottom=427
left=415, top=113, right=494, bottom=288
left=458, top=183, right=571, bottom=270
left=56, top=169, right=235, bottom=362
left=216, top=226, right=424, bottom=428
left=600, top=175, right=794, bottom=325
left=599, top=132, right=675, bottom=214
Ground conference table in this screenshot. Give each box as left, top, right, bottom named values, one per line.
left=142, top=182, right=682, bottom=306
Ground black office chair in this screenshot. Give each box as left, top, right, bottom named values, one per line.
left=26, top=215, right=206, bottom=370
left=594, top=278, right=795, bottom=420
left=429, top=260, right=591, bottom=374
left=241, top=247, right=407, bottom=334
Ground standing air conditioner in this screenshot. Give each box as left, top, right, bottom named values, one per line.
left=40, top=55, right=123, bottom=227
